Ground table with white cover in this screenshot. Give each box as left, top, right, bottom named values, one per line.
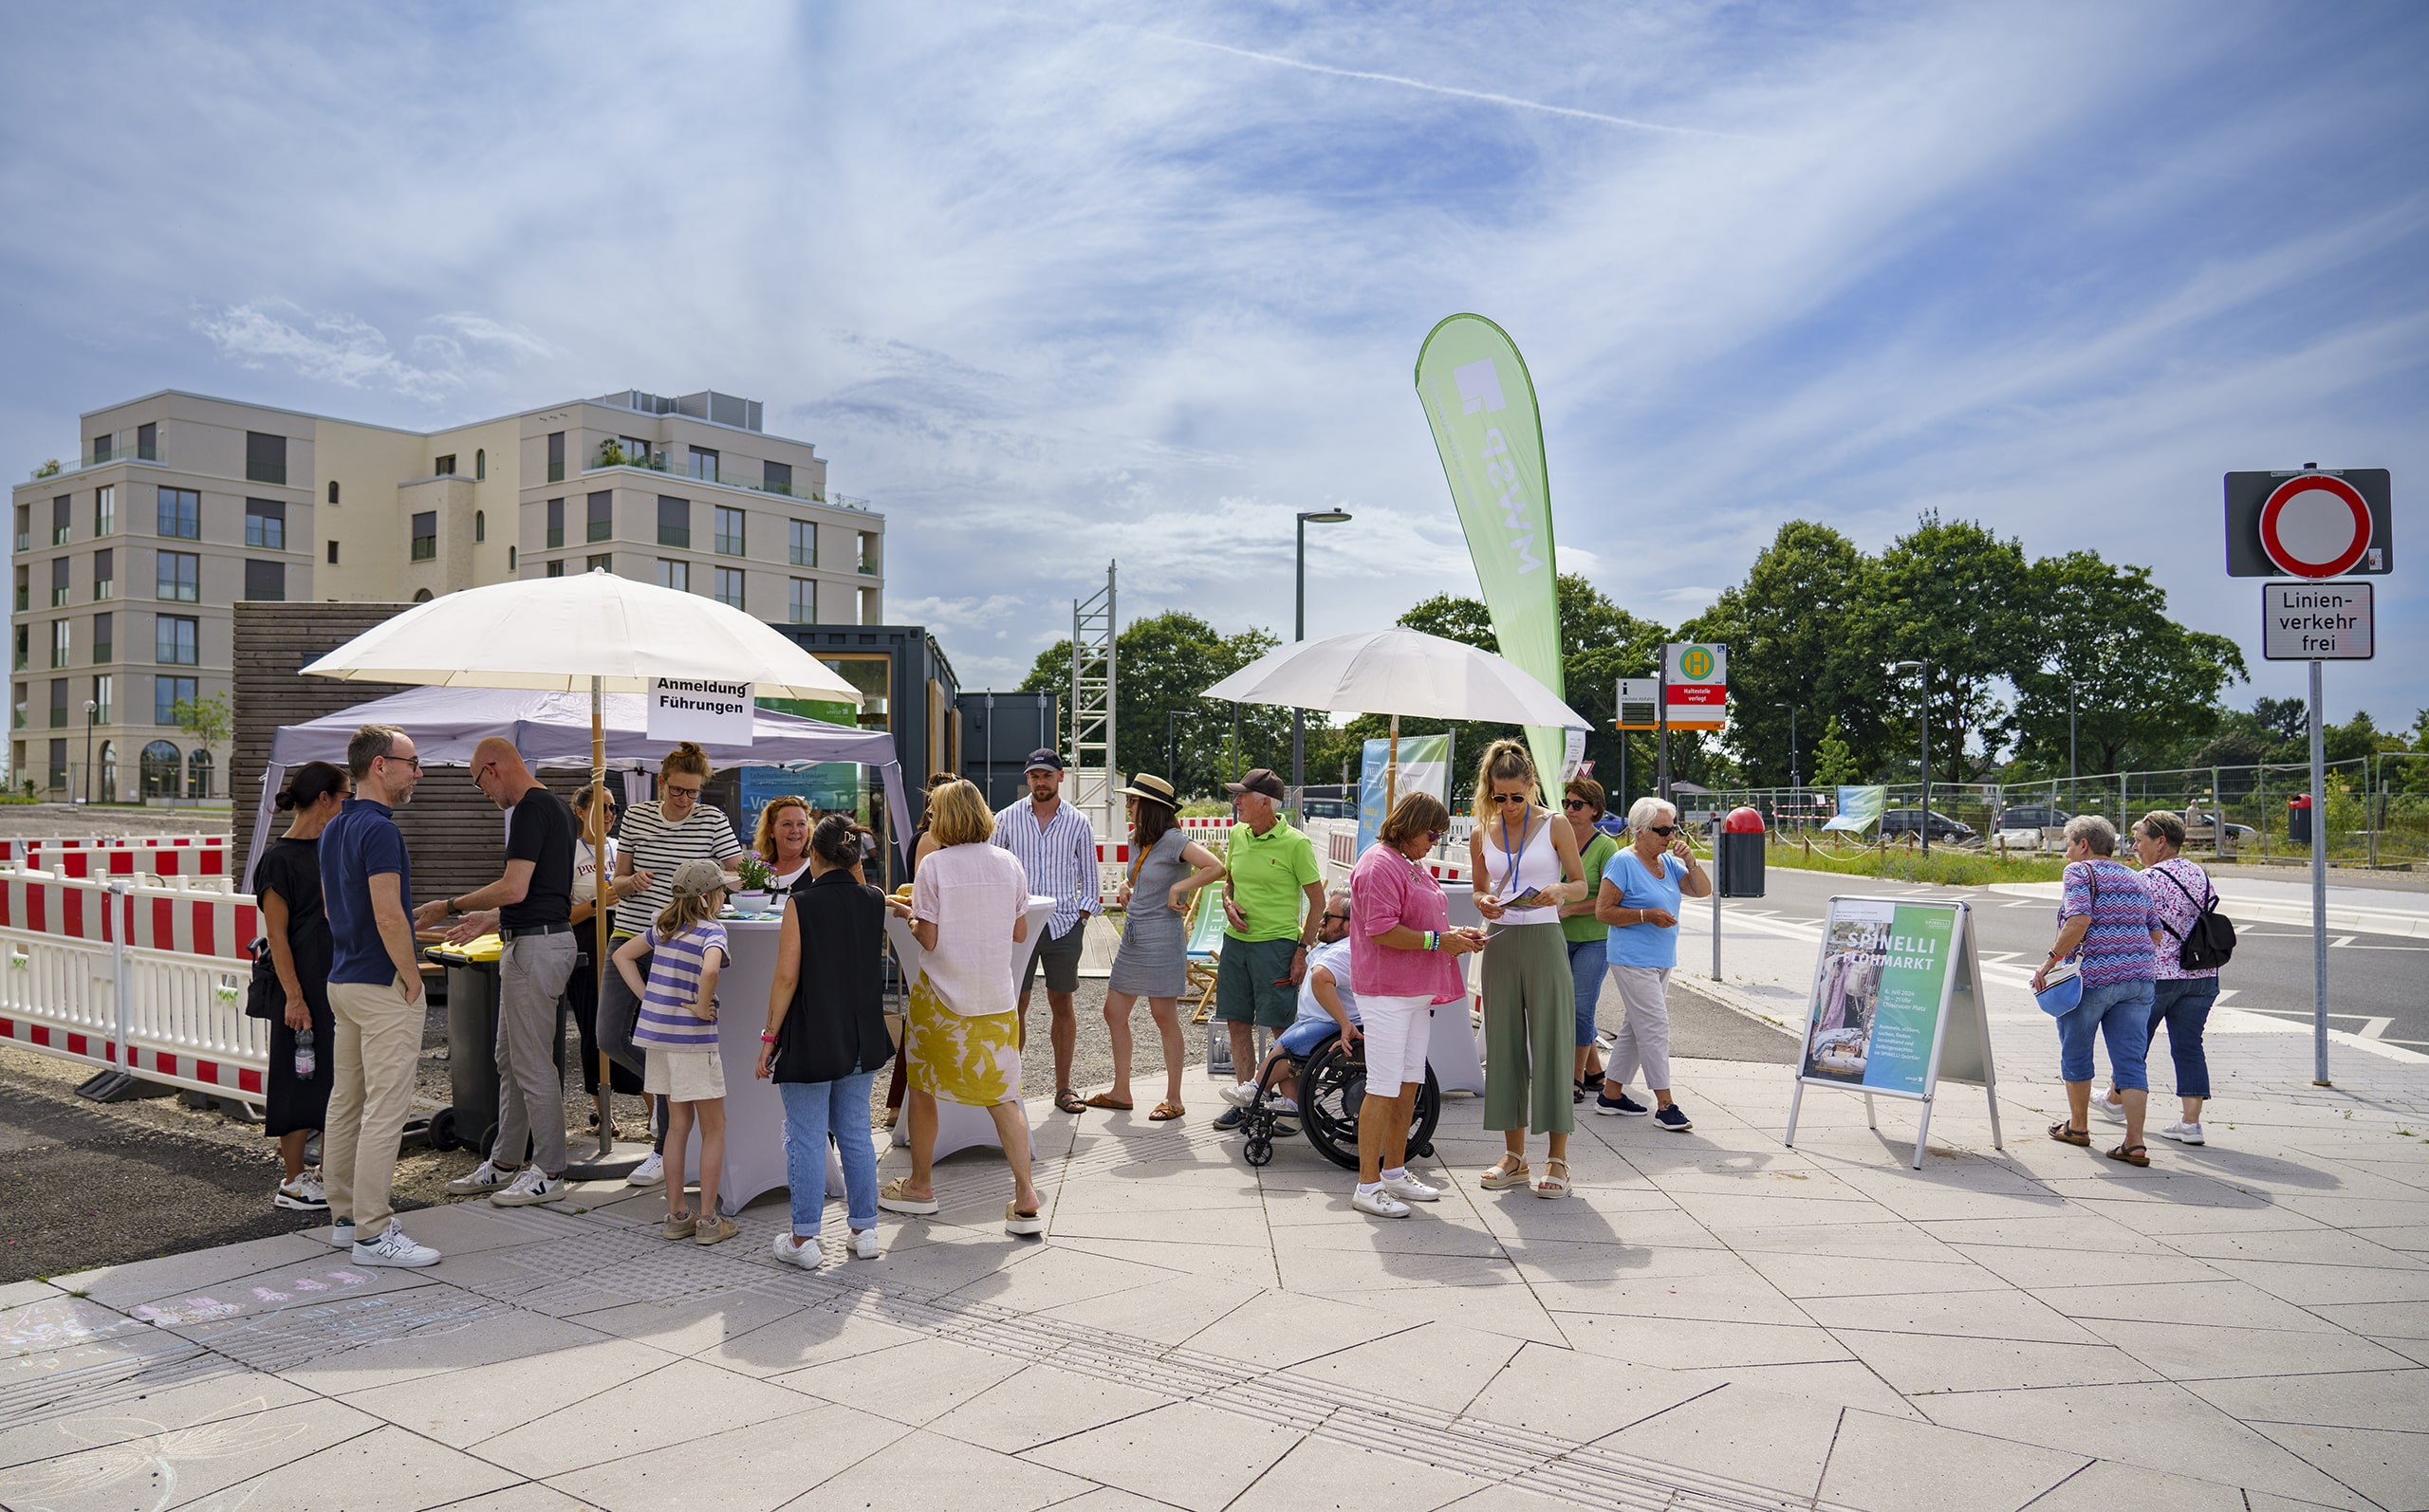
left=881, top=894, right=1054, bottom=1159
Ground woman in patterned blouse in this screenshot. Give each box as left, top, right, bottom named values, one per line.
left=2032, top=815, right=2159, bottom=1167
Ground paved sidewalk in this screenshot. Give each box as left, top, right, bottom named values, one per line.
left=5, top=901, right=2425, bottom=1511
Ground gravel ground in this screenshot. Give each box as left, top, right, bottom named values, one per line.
left=0, top=803, right=229, bottom=841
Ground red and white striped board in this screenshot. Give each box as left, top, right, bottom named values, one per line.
left=0, top=835, right=216, bottom=861
left=0, top=1012, right=121, bottom=1069
left=0, top=873, right=256, bottom=960
left=0, top=1015, right=263, bottom=1097
left=29, top=844, right=228, bottom=879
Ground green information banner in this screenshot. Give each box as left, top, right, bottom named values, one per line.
left=1414, top=314, right=1567, bottom=789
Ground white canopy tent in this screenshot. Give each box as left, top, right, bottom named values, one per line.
left=246, top=685, right=910, bottom=887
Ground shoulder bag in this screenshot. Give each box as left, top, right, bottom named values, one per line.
left=244, top=935, right=282, bottom=1020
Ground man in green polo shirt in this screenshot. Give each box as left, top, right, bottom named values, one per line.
left=1214, top=768, right=1326, bottom=1131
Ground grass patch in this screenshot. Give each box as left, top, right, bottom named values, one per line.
left=1763, top=839, right=2071, bottom=887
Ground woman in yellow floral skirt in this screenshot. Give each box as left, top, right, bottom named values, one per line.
left=880, top=779, right=1046, bottom=1236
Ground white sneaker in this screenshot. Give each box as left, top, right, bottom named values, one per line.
left=772, top=1232, right=819, bottom=1268
left=274, top=1172, right=328, bottom=1210
left=626, top=1152, right=665, bottom=1187
left=2096, top=1095, right=2127, bottom=1123
left=852, top=1228, right=881, bottom=1260
left=2160, top=1121, right=2205, bottom=1145
left=446, top=1159, right=513, bottom=1195
left=1352, top=1186, right=1410, bottom=1219
left=329, top=1218, right=355, bottom=1247
left=1381, top=1172, right=1441, bottom=1203
left=1219, top=1081, right=1261, bottom=1109
left=1270, top=1095, right=1299, bottom=1115
left=352, top=1223, right=441, bottom=1268
left=490, top=1167, right=566, bottom=1207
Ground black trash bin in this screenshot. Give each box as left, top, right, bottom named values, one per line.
left=1717, top=806, right=1767, bottom=898
left=421, top=946, right=567, bottom=1161
left=2289, top=794, right=2313, bottom=847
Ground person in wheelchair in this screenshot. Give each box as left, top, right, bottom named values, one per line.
left=1221, top=888, right=1359, bottom=1130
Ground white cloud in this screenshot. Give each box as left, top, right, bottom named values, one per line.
left=192, top=301, right=554, bottom=404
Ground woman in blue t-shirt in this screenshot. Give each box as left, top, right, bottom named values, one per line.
left=1590, top=797, right=1713, bottom=1132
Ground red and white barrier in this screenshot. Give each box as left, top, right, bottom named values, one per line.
left=0, top=835, right=219, bottom=863
left=26, top=842, right=228, bottom=879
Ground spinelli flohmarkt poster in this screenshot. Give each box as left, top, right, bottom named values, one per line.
left=1787, top=896, right=2002, bottom=1168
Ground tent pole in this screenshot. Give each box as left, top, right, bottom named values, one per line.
left=1386, top=713, right=1400, bottom=820
left=591, top=675, right=613, bottom=1162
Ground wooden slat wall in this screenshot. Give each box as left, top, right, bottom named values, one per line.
left=232, top=602, right=502, bottom=902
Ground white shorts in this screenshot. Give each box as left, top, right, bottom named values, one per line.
left=1359, top=994, right=1432, bottom=1094
left=644, top=1046, right=726, bottom=1103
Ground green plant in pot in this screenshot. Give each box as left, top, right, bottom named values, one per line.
left=732, top=854, right=776, bottom=913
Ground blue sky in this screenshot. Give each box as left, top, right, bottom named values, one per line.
left=4, top=2, right=2423, bottom=730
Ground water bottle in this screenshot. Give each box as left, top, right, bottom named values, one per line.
left=292, top=1027, right=316, bottom=1079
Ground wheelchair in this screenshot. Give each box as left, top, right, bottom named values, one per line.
left=1235, top=1027, right=1441, bottom=1171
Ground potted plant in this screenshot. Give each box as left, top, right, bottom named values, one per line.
left=731, top=853, right=775, bottom=913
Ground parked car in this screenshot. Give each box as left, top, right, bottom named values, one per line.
left=1993, top=804, right=2073, bottom=833
left=1879, top=808, right=1976, bottom=842
left=2180, top=811, right=2259, bottom=851
left=1299, top=798, right=1356, bottom=821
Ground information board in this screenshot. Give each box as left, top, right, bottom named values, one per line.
left=2262, top=581, right=2374, bottom=660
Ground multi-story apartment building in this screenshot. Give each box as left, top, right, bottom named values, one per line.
left=9, top=387, right=886, bottom=801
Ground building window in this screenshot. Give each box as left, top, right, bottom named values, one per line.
left=688, top=446, right=718, bottom=482
left=140, top=740, right=179, bottom=797
left=95, top=485, right=115, bottom=537
left=156, top=551, right=199, bottom=602
left=857, top=532, right=879, bottom=575
left=52, top=494, right=72, bottom=545
left=157, top=486, right=200, bottom=540
left=861, top=585, right=879, bottom=625
left=763, top=460, right=793, bottom=497
left=411, top=511, right=436, bottom=562
left=12, top=564, right=25, bottom=614
left=98, top=738, right=116, bottom=796
left=434, top=453, right=456, bottom=476
left=327, top=480, right=341, bottom=505
left=51, top=680, right=68, bottom=728
left=136, top=422, right=157, bottom=461
left=657, top=559, right=690, bottom=593
left=788, top=577, right=814, bottom=623
left=51, top=557, right=70, bottom=608
left=714, top=507, right=745, bottom=557
left=587, top=491, right=612, bottom=543
left=13, top=504, right=28, bottom=552
left=12, top=626, right=26, bottom=672
left=154, top=675, right=195, bottom=727
left=412, top=588, right=434, bottom=603
left=788, top=520, right=816, bottom=567
left=714, top=566, right=744, bottom=610
left=547, top=431, right=566, bottom=484
left=547, top=559, right=565, bottom=579
left=474, top=448, right=486, bottom=481
left=245, top=498, right=286, bottom=549
left=326, top=541, right=339, bottom=565
left=244, top=561, right=285, bottom=601
left=187, top=746, right=213, bottom=799
left=50, top=620, right=71, bottom=669
left=47, top=737, right=65, bottom=788
left=586, top=553, right=612, bottom=574
left=157, top=615, right=199, bottom=667
left=10, top=683, right=23, bottom=730
left=92, top=549, right=112, bottom=601
left=92, top=674, right=111, bottom=726
left=93, top=613, right=111, bottom=664
left=90, top=433, right=112, bottom=463
left=547, top=498, right=565, bottom=549
left=657, top=496, right=689, bottom=548
left=474, top=509, right=486, bottom=543
left=245, top=432, right=287, bottom=486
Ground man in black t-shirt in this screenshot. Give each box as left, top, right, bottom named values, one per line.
left=416, top=737, right=580, bottom=1205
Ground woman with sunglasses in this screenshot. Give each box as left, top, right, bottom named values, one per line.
left=1591, top=796, right=1711, bottom=1132
left=1559, top=778, right=1622, bottom=1103
left=600, top=742, right=748, bottom=1189
left=1467, top=739, right=1591, bottom=1198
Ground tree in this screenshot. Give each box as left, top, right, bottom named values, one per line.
left=2009, top=550, right=2247, bottom=776
left=1681, top=521, right=1889, bottom=788
left=1811, top=716, right=1861, bottom=786
left=1868, top=513, right=2035, bottom=782
left=171, top=691, right=232, bottom=797
left=1019, top=612, right=1290, bottom=800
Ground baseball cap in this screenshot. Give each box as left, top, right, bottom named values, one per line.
left=1226, top=768, right=1286, bottom=802
left=1024, top=748, right=1065, bottom=773
left=671, top=858, right=728, bottom=898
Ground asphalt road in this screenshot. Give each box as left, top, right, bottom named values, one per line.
left=1739, top=868, right=2429, bottom=1053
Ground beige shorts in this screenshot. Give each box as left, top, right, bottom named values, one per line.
left=643, top=1046, right=726, bottom=1102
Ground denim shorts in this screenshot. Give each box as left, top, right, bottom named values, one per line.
left=2056, top=977, right=2155, bottom=1090
left=1275, top=1017, right=1337, bottom=1060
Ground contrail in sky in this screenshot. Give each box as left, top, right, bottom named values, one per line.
left=1142, top=30, right=1730, bottom=138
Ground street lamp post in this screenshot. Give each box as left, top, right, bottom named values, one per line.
left=1292, top=509, right=1353, bottom=809
left=1885, top=661, right=1929, bottom=855
left=1166, top=709, right=1179, bottom=788
left=81, top=699, right=97, bottom=806
left=1771, top=700, right=1798, bottom=816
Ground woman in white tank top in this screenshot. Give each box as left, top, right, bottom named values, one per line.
left=1466, top=739, right=1591, bottom=1198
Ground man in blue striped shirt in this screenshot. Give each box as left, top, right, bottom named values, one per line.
left=994, top=749, right=1100, bottom=1113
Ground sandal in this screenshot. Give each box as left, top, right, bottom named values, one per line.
left=2106, top=1143, right=2151, bottom=1168
left=1534, top=1158, right=1571, bottom=1200
left=1149, top=1100, right=1185, bottom=1121
left=1055, top=1088, right=1085, bottom=1115
left=1480, top=1155, right=1531, bottom=1190
left=2048, top=1120, right=2090, bottom=1147
left=877, top=1177, right=938, bottom=1216
left=1081, top=1093, right=1134, bottom=1111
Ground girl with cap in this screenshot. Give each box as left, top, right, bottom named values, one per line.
left=1091, top=774, right=1226, bottom=1120
left=613, top=857, right=738, bottom=1245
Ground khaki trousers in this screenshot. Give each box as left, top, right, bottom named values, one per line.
left=324, top=978, right=424, bottom=1237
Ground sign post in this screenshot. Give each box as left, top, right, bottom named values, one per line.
left=2234, top=465, right=2390, bottom=1088
left=1614, top=677, right=1658, bottom=813
left=1660, top=643, right=1727, bottom=808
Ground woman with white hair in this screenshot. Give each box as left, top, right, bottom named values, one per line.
left=2032, top=814, right=2159, bottom=1167
left=1591, top=795, right=1712, bottom=1132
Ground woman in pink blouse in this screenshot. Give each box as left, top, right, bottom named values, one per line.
left=1346, top=791, right=1484, bottom=1219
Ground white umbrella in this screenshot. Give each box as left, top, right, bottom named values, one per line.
left=300, top=571, right=862, bottom=1163
left=1203, top=628, right=1585, bottom=810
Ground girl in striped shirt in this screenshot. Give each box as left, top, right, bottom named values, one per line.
left=613, top=859, right=738, bottom=1245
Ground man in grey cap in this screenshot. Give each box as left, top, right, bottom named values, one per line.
left=993, top=748, right=1099, bottom=1113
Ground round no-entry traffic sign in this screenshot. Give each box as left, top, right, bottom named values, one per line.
left=2259, top=474, right=2374, bottom=578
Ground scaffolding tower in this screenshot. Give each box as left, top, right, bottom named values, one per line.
left=1070, top=561, right=1119, bottom=846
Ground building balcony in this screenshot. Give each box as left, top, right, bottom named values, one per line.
left=27, top=440, right=158, bottom=483
left=579, top=457, right=874, bottom=512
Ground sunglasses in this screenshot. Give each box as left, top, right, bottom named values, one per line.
left=1644, top=824, right=1678, bottom=837
left=1488, top=792, right=1530, bottom=805
left=1324, top=911, right=1351, bottom=922
left=1563, top=799, right=1593, bottom=811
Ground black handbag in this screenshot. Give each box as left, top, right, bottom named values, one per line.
left=244, top=936, right=283, bottom=1020
left=2153, top=866, right=2236, bottom=971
